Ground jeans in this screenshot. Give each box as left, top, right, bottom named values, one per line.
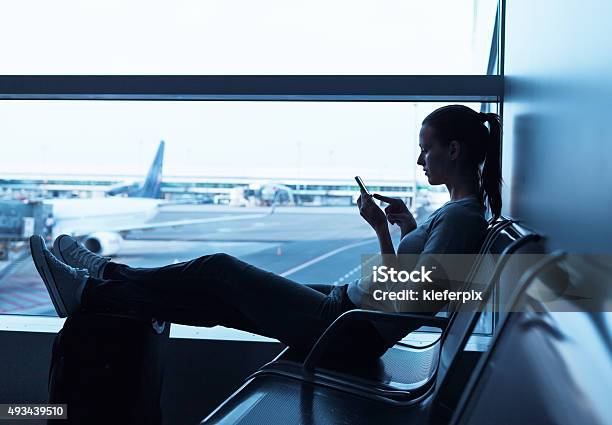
left=82, top=253, right=389, bottom=361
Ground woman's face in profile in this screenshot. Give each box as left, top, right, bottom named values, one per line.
left=417, top=124, right=451, bottom=185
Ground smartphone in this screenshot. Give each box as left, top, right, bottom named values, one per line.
left=354, top=176, right=371, bottom=196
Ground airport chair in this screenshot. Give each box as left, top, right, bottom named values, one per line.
left=450, top=252, right=611, bottom=425
left=431, top=231, right=547, bottom=419
left=248, top=219, right=522, bottom=405
left=200, top=229, right=546, bottom=424
left=239, top=220, right=537, bottom=405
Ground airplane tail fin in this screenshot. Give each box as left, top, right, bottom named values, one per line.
left=136, top=140, right=165, bottom=199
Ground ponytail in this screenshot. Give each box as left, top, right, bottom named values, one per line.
left=480, top=112, right=502, bottom=222
left=422, top=105, right=503, bottom=222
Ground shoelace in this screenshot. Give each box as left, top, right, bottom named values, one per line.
left=45, top=250, right=86, bottom=279
left=69, top=244, right=108, bottom=269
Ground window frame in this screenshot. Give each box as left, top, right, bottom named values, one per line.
left=0, top=75, right=501, bottom=102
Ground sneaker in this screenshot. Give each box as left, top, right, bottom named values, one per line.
left=53, top=234, right=110, bottom=279
left=30, top=235, right=89, bottom=317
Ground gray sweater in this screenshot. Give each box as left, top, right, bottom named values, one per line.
left=347, top=196, right=488, bottom=343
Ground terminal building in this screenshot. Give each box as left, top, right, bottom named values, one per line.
left=0, top=174, right=418, bottom=206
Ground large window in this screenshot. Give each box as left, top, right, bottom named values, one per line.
left=0, top=0, right=503, bottom=340
left=0, top=101, right=494, bottom=316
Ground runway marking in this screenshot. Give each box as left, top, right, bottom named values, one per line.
left=0, top=294, right=23, bottom=308
left=331, top=254, right=382, bottom=285
left=0, top=299, right=54, bottom=314
left=331, top=264, right=361, bottom=285
left=4, top=290, right=44, bottom=304
left=135, top=213, right=269, bottom=231
left=279, top=238, right=377, bottom=278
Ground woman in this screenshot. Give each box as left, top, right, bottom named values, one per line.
left=30, top=105, right=501, bottom=362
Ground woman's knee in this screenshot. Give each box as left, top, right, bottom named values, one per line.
left=210, top=252, right=235, bottom=264
left=191, top=252, right=240, bottom=279
left=194, top=252, right=235, bottom=266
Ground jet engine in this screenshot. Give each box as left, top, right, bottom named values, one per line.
left=82, top=232, right=123, bottom=256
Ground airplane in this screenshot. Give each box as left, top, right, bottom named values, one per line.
left=246, top=181, right=296, bottom=206
left=44, top=141, right=271, bottom=256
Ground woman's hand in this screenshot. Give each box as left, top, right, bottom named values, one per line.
left=372, top=194, right=417, bottom=238
left=357, top=191, right=387, bottom=232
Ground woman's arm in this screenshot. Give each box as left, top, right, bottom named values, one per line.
left=357, top=192, right=399, bottom=269
left=375, top=223, right=399, bottom=269
left=372, top=194, right=417, bottom=239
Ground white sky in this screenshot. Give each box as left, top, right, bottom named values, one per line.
left=0, top=1, right=495, bottom=182
left=0, top=0, right=495, bottom=74
left=0, top=101, right=474, bottom=181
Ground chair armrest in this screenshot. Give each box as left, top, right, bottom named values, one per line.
left=303, top=309, right=449, bottom=371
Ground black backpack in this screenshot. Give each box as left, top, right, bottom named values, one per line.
left=48, top=312, right=169, bottom=425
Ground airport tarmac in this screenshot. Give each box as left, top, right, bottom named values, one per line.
left=0, top=205, right=406, bottom=316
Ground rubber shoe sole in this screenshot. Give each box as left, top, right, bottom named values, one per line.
left=30, top=235, right=68, bottom=317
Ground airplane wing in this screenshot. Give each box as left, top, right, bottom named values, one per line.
left=61, top=212, right=273, bottom=238
left=113, top=212, right=271, bottom=236
left=59, top=208, right=277, bottom=256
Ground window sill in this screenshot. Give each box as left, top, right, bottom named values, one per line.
left=0, top=314, right=491, bottom=350
left=0, top=314, right=276, bottom=343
